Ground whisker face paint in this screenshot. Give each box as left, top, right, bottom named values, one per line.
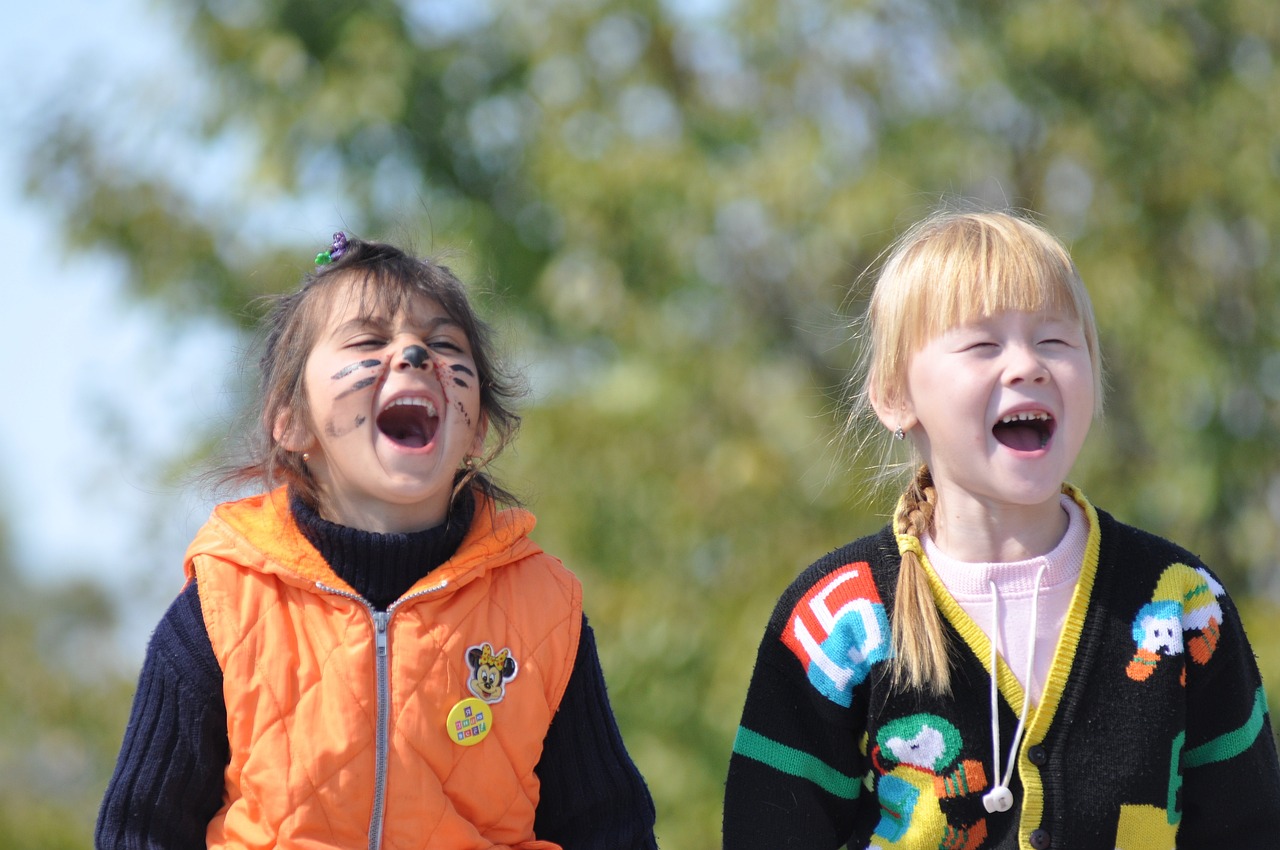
left=335, top=377, right=377, bottom=400
left=450, top=363, right=475, bottom=389
left=332, top=359, right=382, bottom=381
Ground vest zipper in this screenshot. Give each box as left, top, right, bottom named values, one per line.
left=317, top=580, right=449, bottom=850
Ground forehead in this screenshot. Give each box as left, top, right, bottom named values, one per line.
left=317, top=274, right=454, bottom=331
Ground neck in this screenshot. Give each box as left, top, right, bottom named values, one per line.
left=929, top=492, right=1069, bottom=563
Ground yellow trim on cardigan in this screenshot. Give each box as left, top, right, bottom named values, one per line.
left=896, top=484, right=1102, bottom=848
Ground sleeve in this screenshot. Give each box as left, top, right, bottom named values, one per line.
left=1175, top=571, right=1280, bottom=848
left=95, top=582, right=230, bottom=850
left=533, top=616, right=658, bottom=850
left=723, top=560, right=877, bottom=850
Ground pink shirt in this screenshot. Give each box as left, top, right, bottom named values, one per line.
left=923, top=495, right=1087, bottom=705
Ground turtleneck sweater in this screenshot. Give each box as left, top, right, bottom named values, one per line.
left=923, top=494, right=1087, bottom=704
left=96, top=491, right=657, bottom=850
left=290, top=489, right=476, bottom=610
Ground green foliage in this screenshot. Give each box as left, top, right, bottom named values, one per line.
left=17, top=0, right=1280, bottom=846
left=0, top=551, right=134, bottom=850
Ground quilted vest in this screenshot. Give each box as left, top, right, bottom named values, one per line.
left=184, top=488, right=582, bottom=850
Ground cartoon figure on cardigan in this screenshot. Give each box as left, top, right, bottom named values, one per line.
left=780, top=561, right=892, bottom=706
left=869, top=713, right=990, bottom=850
left=1126, top=563, right=1225, bottom=685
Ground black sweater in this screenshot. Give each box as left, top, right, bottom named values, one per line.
left=724, top=497, right=1280, bottom=849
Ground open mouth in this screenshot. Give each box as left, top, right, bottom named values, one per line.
left=993, top=411, right=1054, bottom=451
left=376, top=397, right=439, bottom=449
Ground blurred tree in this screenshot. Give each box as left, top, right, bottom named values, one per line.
left=0, top=529, right=134, bottom=849
left=20, top=0, right=1280, bottom=846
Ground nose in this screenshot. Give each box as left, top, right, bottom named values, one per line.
left=398, top=344, right=430, bottom=370
left=1004, top=343, right=1048, bottom=384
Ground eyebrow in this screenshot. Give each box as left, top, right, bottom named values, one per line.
left=331, top=314, right=461, bottom=334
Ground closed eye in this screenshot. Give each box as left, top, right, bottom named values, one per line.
left=429, top=340, right=464, bottom=353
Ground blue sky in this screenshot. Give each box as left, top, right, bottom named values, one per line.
left=3, top=0, right=245, bottom=652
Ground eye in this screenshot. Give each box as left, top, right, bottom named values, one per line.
left=429, top=338, right=465, bottom=354
left=349, top=336, right=386, bottom=350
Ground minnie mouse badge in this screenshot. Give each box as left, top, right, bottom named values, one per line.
left=466, top=642, right=518, bottom=703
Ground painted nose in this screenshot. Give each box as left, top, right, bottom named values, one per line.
left=400, top=345, right=429, bottom=370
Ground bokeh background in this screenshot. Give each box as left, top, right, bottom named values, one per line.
left=4, top=0, right=1280, bottom=847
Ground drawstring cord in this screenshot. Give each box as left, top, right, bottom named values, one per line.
left=983, top=564, right=1047, bottom=814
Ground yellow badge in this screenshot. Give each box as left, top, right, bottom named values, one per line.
left=447, top=697, right=493, bottom=747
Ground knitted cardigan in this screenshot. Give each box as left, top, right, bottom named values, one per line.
left=724, top=492, right=1280, bottom=850
left=97, top=492, right=657, bottom=850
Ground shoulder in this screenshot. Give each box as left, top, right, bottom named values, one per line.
left=1092, top=506, right=1225, bottom=589
left=146, top=582, right=223, bottom=697
left=765, top=526, right=898, bottom=634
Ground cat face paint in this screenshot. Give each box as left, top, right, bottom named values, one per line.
left=294, top=280, right=486, bottom=533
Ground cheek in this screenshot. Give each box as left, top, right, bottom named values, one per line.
left=312, top=358, right=386, bottom=439
left=434, top=359, right=481, bottom=431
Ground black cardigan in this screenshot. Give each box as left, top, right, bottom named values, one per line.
left=724, top=496, right=1280, bottom=849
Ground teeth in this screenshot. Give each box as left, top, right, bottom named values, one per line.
left=386, top=397, right=438, bottom=417
left=999, top=412, right=1051, bottom=424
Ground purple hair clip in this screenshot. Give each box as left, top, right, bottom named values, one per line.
left=315, top=231, right=349, bottom=266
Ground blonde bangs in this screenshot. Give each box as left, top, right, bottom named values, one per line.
left=867, top=211, right=1102, bottom=411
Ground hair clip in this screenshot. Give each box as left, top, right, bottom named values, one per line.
left=315, top=232, right=349, bottom=266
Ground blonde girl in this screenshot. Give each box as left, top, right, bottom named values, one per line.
left=724, top=209, right=1280, bottom=849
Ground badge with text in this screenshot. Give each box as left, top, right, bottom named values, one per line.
left=447, top=697, right=492, bottom=747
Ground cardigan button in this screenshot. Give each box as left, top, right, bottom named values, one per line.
left=1029, top=828, right=1052, bottom=849
left=1027, top=744, right=1048, bottom=766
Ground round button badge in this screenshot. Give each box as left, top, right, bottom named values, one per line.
left=447, top=697, right=493, bottom=747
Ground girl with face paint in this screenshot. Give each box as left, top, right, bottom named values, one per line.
left=97, top=234, right=658, bottom=850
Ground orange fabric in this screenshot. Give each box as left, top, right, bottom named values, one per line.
left=186, top=488, right=582, bottom=850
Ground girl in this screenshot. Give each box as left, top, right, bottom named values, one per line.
left=723, top=210, right=1280, bottom=849
left=97, top=234, right=658, bottom=850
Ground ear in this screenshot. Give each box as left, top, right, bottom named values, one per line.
left=272, top=408, right=315, bottom=454
left=869, top=383, right=916, bottom=437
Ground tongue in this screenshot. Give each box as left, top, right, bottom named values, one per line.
left=378, top=407, right=436, bottom=448
left=994, top=422, right=1047, bottom=452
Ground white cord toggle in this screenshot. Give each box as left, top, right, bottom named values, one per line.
left=982, top=565, right=1047, bottom=816
left=983, top=785, right=1014, bottom=813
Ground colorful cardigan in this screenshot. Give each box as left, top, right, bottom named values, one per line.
left=724, top=492, right=1280, bottom=849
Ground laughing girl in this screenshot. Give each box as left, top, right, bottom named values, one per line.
left=97, top=234, right=657, bottom=850
left=723, top=209, right=1280, bottom=849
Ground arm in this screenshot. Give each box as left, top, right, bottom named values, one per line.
left=1176, top=575, right=1280, bottom=848
left=723, top=561, right=874, bottom=850
left=533, top=616, right=658, bottom=850
left=96, top=582, right=229, bottom=850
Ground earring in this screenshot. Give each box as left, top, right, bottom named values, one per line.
left=463, top=455, right=476, bottom=471
left=893, top=427, right=905, bottom=441
left=302, top=452, right=311, bottom=462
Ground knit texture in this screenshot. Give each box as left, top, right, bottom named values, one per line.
left=724, top=493, right=1280, bottom=850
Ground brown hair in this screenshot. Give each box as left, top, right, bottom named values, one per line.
left=847, top=208, right=1103, bottom=694
left=223, top=236, right=523, bottom=513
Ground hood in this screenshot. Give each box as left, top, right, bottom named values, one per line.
left=183, top=487, right=544, bottom=600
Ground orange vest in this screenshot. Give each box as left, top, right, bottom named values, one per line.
left=185, top=488, right=582, bottom=850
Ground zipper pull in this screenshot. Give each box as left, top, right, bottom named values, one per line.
left=374, top=610, right=390, bottom=658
